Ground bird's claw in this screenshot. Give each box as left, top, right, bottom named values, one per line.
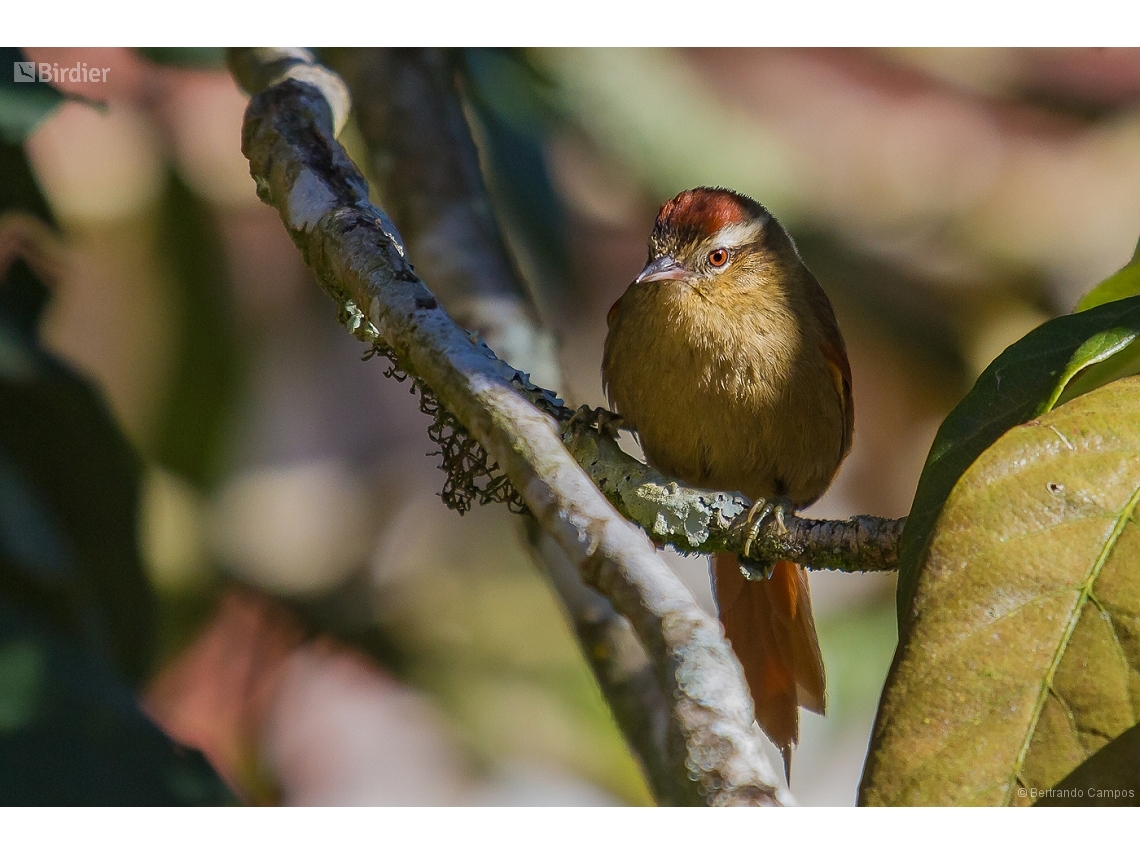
left=568, top=404, right=625, bottom=439
left=734, top=496, right=794, bottom=571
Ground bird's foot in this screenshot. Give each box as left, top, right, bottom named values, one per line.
left=732, top=497, right=795, bottom=578
left=568, top=404, right=625, bottom=439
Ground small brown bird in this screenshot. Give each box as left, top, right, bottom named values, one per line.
left=602, top=187, right=853, bottom=776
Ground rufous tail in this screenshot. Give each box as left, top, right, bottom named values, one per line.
left=712, top=554, right=825, bottom=780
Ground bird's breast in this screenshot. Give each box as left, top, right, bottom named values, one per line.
left=602, top=284, right=845, bottom=506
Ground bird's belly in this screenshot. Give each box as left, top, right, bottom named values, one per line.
left=612, top=343, right=843, bottom=507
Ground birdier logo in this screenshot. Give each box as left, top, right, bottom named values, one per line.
left=13, top=61, right=109, bottom=84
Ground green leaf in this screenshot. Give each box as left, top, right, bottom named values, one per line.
left=0, top=602, right=237, bottom=805
left=1074, top=237, right=1140, bottom=312
left=861, top=375, right=1140, bottom=805
left=895, top=295, right=1140, bottom=629
left=1, top=142, right=233, bottom=803
left=2, top=144, right=154, bottom=683
left=1057, top=241, right=1140, bottom=410
left=0, top=318, right=157, bottom=684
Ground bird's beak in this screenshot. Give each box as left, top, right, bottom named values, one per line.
left=634, top=255, right=686, bottom=285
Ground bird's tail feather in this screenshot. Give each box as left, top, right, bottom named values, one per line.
left=712, top=554, right=825, bottom=779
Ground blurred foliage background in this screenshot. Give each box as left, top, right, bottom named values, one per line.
left=2, top=46, right=1140, bottom=805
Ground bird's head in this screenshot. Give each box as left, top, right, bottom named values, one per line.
left=635, top=187, right=788, bottom=289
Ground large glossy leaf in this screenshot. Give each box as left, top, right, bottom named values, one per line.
left=861, top=375, right=1140, bottom=805
left=895, top=294, right=1140, bottom=629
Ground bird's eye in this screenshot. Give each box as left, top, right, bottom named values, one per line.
left=708, top=248, right=729, bottom=268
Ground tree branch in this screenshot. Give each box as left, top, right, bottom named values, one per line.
left=564, top=425, right=905, bottom=573
left=229, top=47, right=786, bottom=806
left=325, top=47, right=683, bottom=802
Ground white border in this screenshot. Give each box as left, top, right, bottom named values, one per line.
left=5, top=1, right=1137, bottom=49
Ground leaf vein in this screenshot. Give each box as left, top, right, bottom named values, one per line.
left=1087, top=591, right=1135, bottom=712
left=1003, top=478, right=1140, bottom=804
left=1048, top=684, right=1081, bottom=744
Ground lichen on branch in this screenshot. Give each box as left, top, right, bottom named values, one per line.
left=563, top=422, right=905, bottom=573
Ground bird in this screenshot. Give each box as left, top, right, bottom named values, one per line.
left=601, top=187, right=854, bottom=779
